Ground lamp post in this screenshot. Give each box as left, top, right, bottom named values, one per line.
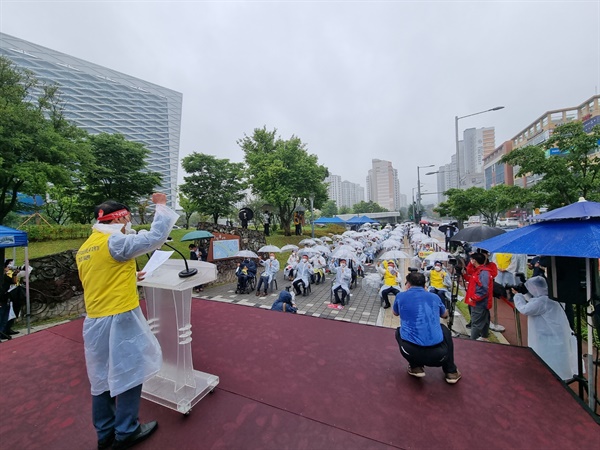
left=309, top=193, right=315, bottom=238
left=455, top=106, right=504, bottom=188
left=417, top=164, right=434, bottom=223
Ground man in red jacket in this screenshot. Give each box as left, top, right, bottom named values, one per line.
left=464, top=252, right=494, bottom=340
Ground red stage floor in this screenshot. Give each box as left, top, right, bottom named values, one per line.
left=1, top=299, right=598, bottom=449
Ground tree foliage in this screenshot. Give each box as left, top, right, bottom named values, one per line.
left=321, top=200, right=338, bottom=217
left=435, top=185, right=531, bottom=227
left=353, top=200, right=388, bottom=214
left=501, top=122, right=600, bottom=209
left=180, top=153, right=246, bottom=224
left=240, top=127, right=328, bottom=236
left=0, top=56, right=91, bottom=224
left=178, top=191, right=199, bottom=229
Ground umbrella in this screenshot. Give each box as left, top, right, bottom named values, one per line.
left=298, top=248, right=317, bottom=257
left=363, top=273, right=383, bottom=293
left=423, top=251, right=451, bottom=263
left=378, top=250, right=411, bottom=260
left=535, top=197, right=600, bottom=221
left=420, top=237, right=440, bottom=246
left=438, top=223, right=458, bottom=233
left=258, top=244, right=281, bottom=253
left=234, top=250, right=259, bottom=259
left=298, top=238, right=316, bottom=246
left=450, top=226, right=506, bottom=243
left=280, top=244, right=299, bottom=252
left=321, top=236, right=333, bottom=242
left=181, top=230, right=214, bottom=241
left=331, top=247, right=358, bottom=262
left=313, top=245, right=331, bottom=255
left=381, top=240, right=402, bottom=250
left=476, top=219, right=600, bottom=258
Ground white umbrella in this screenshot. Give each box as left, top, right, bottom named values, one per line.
left=379, top=250, right=411, bottom=260
left=314, top=245, right=331, bottom=255
left=342, top=230, right=358, bottom=237
left=235, top=250, right=259, bottom=259
left=258, top=244, right=281, bottom=253
left=420, top=237, right=441, bottom=246
left=298, top=238, right=316, bottom=246
left=381, top=240, right=402, bottom=250
left=281, top=244, right=299, bottom=252
left=424, top=251, right=451, bottom=262
left=331, top=247, right=358, bottom=262
left=321, top=236, right=333, bottom=242
left=298, top=248, right=317, bottom=257
left=363, top=273, right=383, bottom=293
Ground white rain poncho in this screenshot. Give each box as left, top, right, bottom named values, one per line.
left=513, top=276, right=578, bottom=380
left=83, top=203, right=179, bottom=396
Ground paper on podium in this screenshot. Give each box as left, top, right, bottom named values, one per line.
left=143, top=250, right=174, bottom=277
left=138, top=259, right=218, bottom=291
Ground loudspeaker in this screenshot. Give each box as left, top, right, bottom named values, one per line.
left=547, top=256, right=595, bottom=305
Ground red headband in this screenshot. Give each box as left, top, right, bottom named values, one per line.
left=97, top=208, right=129, bottom=222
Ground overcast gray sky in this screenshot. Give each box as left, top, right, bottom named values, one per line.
left=2, top=0, right=599, bottom=199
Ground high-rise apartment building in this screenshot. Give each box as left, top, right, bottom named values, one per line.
left=325, top=174, right=364, bottom=209
left=460, top=127, right=495, bottom=189
left=0, top=33, right=182, bottom=206
left=366, top=159, right=400, bottom=211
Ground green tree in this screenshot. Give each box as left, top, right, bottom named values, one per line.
left=338, top=206, right=352, bottom=214
left=436, top=185, right=530, bottom=227
left=501, top=122, right=600, bottom=209
left=178, top=191, right=199, bottom=229
left=352, top=200, right=388, bottom=214
left=321, top=200, right=338, bottom=217
left=180, top=153, right=246, bottom=224
left=240, top=127, right=328, bottom=236
left=77, top=133, right=162, bottom=215
left=43, top=185, right=78, bottom=225
left=0, top=56, right=91, bottom=224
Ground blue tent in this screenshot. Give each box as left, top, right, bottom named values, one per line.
left=0, top=225, right=31, bottom=334
left=313, top=217, right=346, bottom=224
left=0, top=225, right=29, bottom=248
left=345, top=215, right=377, bottom=225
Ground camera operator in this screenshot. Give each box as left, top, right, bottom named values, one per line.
left=465, top=252, right=494, bottom=341
left=512, top=276, right=577, bottom=380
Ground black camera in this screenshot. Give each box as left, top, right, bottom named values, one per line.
left=506, top=273, right=528, bottom=295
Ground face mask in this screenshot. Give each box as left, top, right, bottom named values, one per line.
left=340, top=263, right=346, bottom=268
left=434, top=266, right=441, bottom=272
left=302, top=258, right=308, bottom=263
left=269, top=256, right=275, bottom=260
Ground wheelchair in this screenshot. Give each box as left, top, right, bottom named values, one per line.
left=235, top=274, right=256, bottom=294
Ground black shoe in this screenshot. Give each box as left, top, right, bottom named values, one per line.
left=97, top=433, right=114, bottom=450
left=0, top=332, right=12, bottom=340
left=112, top=421, right=158, bottom=450
left=383, top=302, right=391, bottom=309
left=7, top=329, right=19, bottom=335
left=465, top=322, right=472, bottom=329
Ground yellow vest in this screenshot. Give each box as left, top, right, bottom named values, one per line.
left=383, top=262, right=398, bottom=286
left=495, top=253, right=512, bottom=270
left=430, top=269, right=447, bottom=289
left=77, top=230, right=139, bottom=318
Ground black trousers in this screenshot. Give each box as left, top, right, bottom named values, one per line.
left=333, top=286, right=347, bottom=305
left=293, top=279, right=307, bottom=295
left=395, top=325, right=457, bottom=374
left=381, top=286, right=399, bottom=305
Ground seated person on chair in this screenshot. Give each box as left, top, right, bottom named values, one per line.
left=393, top=272, right=461, bottom=384
left=256, top=252, right=280, bottom=297
left=236, top=257, right=257, bottom=293
left=330, top=258, right=352, bottom=306
left=292, top=255, right=312, bottom=296
left=377, top=260, right=401, bottom=309
left=284, top=250, right=299, bottom=281
left=270, top=290, right=297, bottom=314
left=310, top=252, right=326, bottom=285
left=424, top=260, right=451, bottom=307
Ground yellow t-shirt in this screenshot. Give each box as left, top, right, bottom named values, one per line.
left=77, top=230, right=139, bottom=318
left=495, top=253, right=512, bottom=271
left=430, top=269, right=448, bottom=289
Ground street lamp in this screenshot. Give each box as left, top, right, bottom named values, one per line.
left=309, top=193, right=315, bottom=238
left=417, top=164, right=434, bottom=223
left=455, top=106, right=504, bottom=188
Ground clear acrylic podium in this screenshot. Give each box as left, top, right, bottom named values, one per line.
left=138, top=259, right=219, bottom=414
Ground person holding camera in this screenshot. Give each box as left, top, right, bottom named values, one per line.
left=76, top=192, right=178, bottom=450
left=270, top=289, right=297, bottom=313
left=393, top=272, right=461, bottom=384
left=512, top=276, right=577, bottom=380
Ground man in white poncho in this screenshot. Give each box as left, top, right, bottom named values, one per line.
left=77, top=192, right=178, bottom=450
left=512, top=276, right=578, bottom=381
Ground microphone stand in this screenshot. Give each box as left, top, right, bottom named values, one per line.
left=163, top=241, right=198, bottom=278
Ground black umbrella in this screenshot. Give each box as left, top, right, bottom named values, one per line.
left=438, top=224, right=458, bottom=234
left=450, top=226, right=506, bottom=244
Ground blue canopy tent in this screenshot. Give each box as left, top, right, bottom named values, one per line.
left=0, top=226, right=31, bottom=334
left=313, top=217, right=346, bottom=225
left=345, top=215, right=377, bottom=225
left=476, top=201, right=600, bottom=411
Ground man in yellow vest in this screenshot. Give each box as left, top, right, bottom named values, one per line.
left=77, top=192, right=178, bottom=450
left=377, top=260, right=401, bottom=309
left=425, top=260, right=451, bottom=306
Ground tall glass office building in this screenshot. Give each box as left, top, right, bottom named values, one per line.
left=0, top=32, right=182, bottom=206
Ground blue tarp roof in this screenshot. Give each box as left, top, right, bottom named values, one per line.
left=313, top=217, right=346, bottom=224
left=0, top=225, right=28, bottom=248
left=346, top=215, right=377, bottom=224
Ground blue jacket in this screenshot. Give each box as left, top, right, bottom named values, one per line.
left=270, top=291, right=297, bottom=313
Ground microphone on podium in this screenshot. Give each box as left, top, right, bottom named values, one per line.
left=163, top=237, right=198, bottom=278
